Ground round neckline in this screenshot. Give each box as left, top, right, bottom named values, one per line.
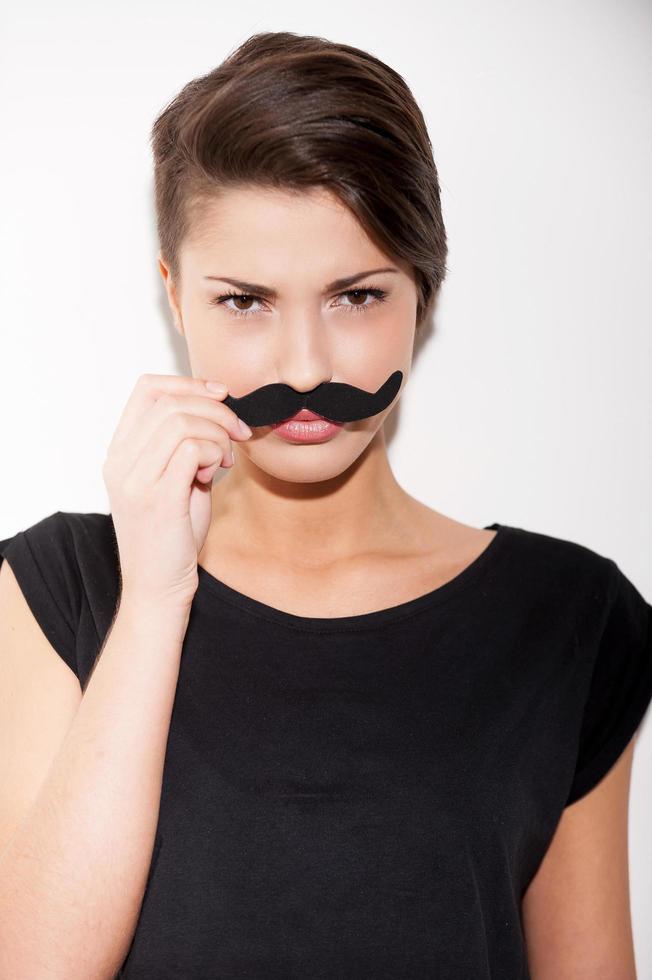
left=196, top=523, right=512, bottom=633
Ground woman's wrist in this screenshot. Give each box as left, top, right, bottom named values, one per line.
left=116, top=591, right=193, bottom=635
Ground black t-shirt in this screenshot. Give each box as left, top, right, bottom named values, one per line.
left=1, top=511, right=651, bottom=979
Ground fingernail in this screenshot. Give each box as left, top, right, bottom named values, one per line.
left=238, top=418, right=253, bottom=437
left=206, top=381, right=227, bottom=393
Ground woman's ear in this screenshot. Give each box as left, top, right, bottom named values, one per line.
left=157, top=252, right=185, bottom=337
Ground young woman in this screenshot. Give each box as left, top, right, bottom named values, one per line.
left=0, top=30, right=650, bottom=979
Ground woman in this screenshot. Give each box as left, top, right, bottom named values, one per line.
left=0, top=30, right=650, bottom=979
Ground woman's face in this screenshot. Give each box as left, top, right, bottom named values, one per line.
left=159, top=185, right=418, bottom=484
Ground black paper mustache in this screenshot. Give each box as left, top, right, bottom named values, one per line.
left=222, top=369, right=403, bottom=427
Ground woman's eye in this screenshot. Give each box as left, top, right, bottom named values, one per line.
left=210, top=292, right=265, bottom=318
left=335, top=287, right=388, bottom=313
left=209, top=286, right=388, bottom=319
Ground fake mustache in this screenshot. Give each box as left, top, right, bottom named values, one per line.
left=222, top=369, right=403, bottom=427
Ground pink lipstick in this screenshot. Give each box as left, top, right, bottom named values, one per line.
left=270, top=408, right=344, bottom=444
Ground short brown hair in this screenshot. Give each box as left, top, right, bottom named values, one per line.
left=150, top=31, right=448, bottom=330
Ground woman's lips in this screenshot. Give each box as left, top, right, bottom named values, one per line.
left=270, top=408, right=344, bottom=443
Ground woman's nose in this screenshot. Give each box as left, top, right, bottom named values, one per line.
left=273, top=311, right=334, bottom=395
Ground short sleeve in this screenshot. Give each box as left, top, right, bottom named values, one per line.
left=0, top=510, right=81, bottom=677
left=565, top=560, right=652, bottom=806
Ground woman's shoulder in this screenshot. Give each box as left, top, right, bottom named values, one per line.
left=497, top=520, right=619, bottom=591
left=0, top=509, right=121, bottom=682
left=47, top=508, right=120, bottom=582
left=419, top=510, right=622, bottom=606
left=435, top=510, right=618, bottom=597
left=54, top=509, right=118, bottom=553
left=1, top=508, right=114, bottom=546
left=494, top=522, right=652, bottom=683
left=0, top=507, right=121, bottom=613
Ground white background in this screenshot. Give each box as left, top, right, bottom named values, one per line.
left=1, top=0, right=651, bottom=971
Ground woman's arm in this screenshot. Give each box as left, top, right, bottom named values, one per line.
left=521, top=735, right=638, bottom=979
left=0, top=564, right=190, bottom=979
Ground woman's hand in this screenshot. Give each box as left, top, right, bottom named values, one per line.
left=102, top=373, right=252, bottom=611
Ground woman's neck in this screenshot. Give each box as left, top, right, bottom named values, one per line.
left=203, top=433, right=426, bottom=569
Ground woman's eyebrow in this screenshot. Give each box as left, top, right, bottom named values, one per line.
left=202, top=267, right=398, bottom=298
